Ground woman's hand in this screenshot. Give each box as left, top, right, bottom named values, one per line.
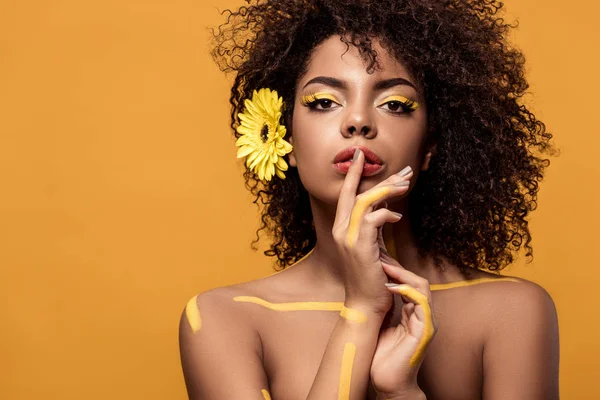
left=369, top=254, right=438, bottom=397
left=333, top=148, right=414, bottom=317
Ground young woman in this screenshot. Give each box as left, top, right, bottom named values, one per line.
left=179, top=1, right=560, bottom=399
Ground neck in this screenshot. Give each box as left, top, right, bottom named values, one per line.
left=303, top=195, right=466, bottom=291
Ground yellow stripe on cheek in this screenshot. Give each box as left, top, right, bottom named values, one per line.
left=185, top=295, right=202, bottom=333
left=338, top=342, right=357, bottom=400
left=346, top=186, right=392, bottom=249
left=261, top=388, right=272, bottom=400
left=392, top=286, right=434, bottom=367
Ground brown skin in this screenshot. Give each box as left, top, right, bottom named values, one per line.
left=179, top=35, right=559, bottom=400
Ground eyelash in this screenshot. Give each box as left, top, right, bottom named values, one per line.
left=300, top=94, right=339, bottom=112
left=300, top=94, right=418, bottom=114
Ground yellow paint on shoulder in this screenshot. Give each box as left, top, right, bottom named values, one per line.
left=338, top=342, right=357, bottom=399
left=261, top=388, right=272, bottom=400
left=233, top=296, right=368, bottom=323
left=233, top=296, right=344, bottom=311
left=185, top=295, right=202, bottom=334
left=429, top=277, right=521, bottom=291
left=388, top=285, right=433, bottom=367
left=347, top=186, right=392, bottom=249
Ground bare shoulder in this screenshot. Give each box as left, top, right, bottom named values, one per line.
left=471, top=274, right=559, bottom=334
left=180, top=266, right=303, bottom=331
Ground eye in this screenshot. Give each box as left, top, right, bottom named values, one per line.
left=378, top=96, right=420, bottom=114
left=300, top=93, right=341, bottom=112
left=308, top=98, right=336, bottom=110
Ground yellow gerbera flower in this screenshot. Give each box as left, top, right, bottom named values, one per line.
left=235, top=88, right=293, bottom=181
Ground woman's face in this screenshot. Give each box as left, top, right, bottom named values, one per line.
left=288, top=35, right=433, bottom=206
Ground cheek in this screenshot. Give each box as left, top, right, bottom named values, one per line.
left=290, top=112, right=342, bottom=201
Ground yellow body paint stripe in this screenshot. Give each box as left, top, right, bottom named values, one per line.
left=430, top=277, right=521, bottom=291
left=338, top=342, right=357, bottom=400
left=185, top=295, right=202, bottom=333
left=233, top=296, right=344, bottom=311
left=339, top=305, right=367, bottom=323
left=261, top=388, right=272, bottom=400
left=347, top=186, right=392, bottom=248
left=233, top=296, right=368, bottom=323
left=389, top=286, right=433, bottom=367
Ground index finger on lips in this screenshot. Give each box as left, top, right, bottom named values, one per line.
left=334, top=149, right=364, bottom=226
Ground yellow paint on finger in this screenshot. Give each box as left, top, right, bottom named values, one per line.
left=185, top=295, right=202, bottom=333
left=339, top=305, right=367, bottom=323
left=261, top=388, right=272, bottom=400
left=338, top=342, right=357, bottom=400
left=429, top=277, right=521, bottom=291
left=390, top=286, right=433, bottom=367
left=346, top=186, right=392, bottom=248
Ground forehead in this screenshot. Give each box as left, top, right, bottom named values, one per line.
left=300, top=35, right=415, bottom=86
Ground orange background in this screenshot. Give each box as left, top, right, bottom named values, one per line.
left=1, top=1, right=598, bottom=398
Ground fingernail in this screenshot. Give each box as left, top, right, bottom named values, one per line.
left=353, top=148, right=361, bottom=161
left=394, top=180, right=410, bottom=187
left=392, top=212, right=403, bottom=218
left=385, top=283, right=400, bottom=287
left=396, top=166, right=412, bottom=177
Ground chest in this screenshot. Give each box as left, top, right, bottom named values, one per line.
left=259, top=300, right=484, bottom=400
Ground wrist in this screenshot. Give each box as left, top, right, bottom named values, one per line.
left=342, top=300, right=389, bottom=320
left=376, top=387, right=426, bottom=400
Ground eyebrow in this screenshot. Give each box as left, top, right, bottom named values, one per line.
left=302, top=76, right=418, bottom=92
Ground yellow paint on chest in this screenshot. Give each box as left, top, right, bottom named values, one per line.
left=338, top=342, right=357, bottom=400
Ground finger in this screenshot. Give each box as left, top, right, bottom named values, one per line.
left=365, top=166, right=414, bottom=210
left=361, top=208, right=403, bottom=245
left=385, top=283, right=435, bottom=367
left=381, top=262, right=431, bottom=295
left=334, top=149, right=365, bottom=227
left=345, top=185, right=410, bottom=249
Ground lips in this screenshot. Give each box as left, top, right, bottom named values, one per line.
left=333, top=145, right=383, bottom=165
left=332, top=145, right=385, bottom=177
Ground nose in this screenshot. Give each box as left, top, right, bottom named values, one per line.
left=341, top=105, right=376, bottom=139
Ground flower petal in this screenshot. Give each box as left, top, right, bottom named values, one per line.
left=275, top=168, right=286, bottom=180
left=236, top=145, right=255, bottom=158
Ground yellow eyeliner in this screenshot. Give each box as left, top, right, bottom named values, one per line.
left=338, top=342, right=357, bottom=399
left=300, top=92, right=339, bottom=106
left=185, top=295, right=202, bottom=333
left=346, top=186, right=392, bottom=248
left=378, top=95, right=420, bottom=111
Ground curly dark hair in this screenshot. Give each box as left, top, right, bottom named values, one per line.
left=210, top=0, right=559, bottom=273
